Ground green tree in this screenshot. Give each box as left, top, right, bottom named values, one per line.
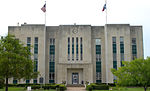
left=0, top=34, right=38, bottom=91
left=111, top=57, right=150, bottom=91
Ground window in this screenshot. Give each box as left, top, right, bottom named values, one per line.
left=49, top=73, right=55, bottom=80
left=49, top=38, right=55, bottom=83
left=112, top=37, right=116, bottom=44
left=33, top=79, right=37, bottom=84
left=112, top=37, right=117, bottom=70
left=27, top=37, right=31, bottom=44
left=27, top=37, right=31, bottom=58
left=34, top=37, right=38, bottom=72
left=113, top=61, right=117, bottom=70
left=96, top=54, right=101, bottom=61
left=80, top=37, right=83, bottom=60
left=95, top=39, right=101, bottom=83
left=132, top=38, right=137, bottom=60
left=34, top=37, right=38, bottom=54
left=132, top=38, right=136, bottom=45
left=13, top=79, right=17, bottom=84
left=35, top=37, right=38, bottom=44
left=96, top=39, right=101, bottom=45
left=72, top=38, right=74, bottom=60
left=112, top=37, right=117, bottom=54
left=34, top=54, right=38, bottom=60
left=96, top=45, right=101, bottom=54
left=120, top=37, right=124, bottom=44
left=120, top=37, right=124, bottom=66
left=49, top=72, right=55, bottom=83
left=96, top=72, right=101, bottom=83
left=68, top=37, right=70, bottom=61
left=76, top=37, right=78, bottom=60
left=26, top=80, right=30, bottom=84
left=49, top=62, right=55, bottom=72
left=34, top=61, right=38, bottom=72
left=50, top=38, right=55, bottom=45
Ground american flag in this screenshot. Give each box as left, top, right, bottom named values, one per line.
left=41, top=4, right=46, bottom=12
left=102, top=4, right=106, bottom=11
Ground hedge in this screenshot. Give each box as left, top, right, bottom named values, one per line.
left=30, top=84, right=66, bottom=91
left=31, top=85, right=41, bottom=90
left=8, top=83, right=40, bottom=87
left=86, top=83, right=109, bottom=90
left=6, top=83, right=66, bottom=91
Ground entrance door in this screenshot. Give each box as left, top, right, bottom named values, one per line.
left=72, top=73, right=79, bottom=84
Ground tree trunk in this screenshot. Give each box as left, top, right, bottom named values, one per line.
left=5, top=77, right=8, bottom=91
left=144, top=86, right=147, bottom=91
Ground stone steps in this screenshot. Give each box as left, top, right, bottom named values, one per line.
left=67, top=84, right=85, bottom=87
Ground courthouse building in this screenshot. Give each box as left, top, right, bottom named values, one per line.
left=8, top=24, right=143, bottom=84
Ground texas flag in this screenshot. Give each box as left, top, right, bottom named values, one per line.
left=102, top=4, right=106, bottom=11
left=41, top=3, right=46, bottom=12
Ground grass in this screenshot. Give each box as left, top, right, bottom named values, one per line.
left=0, top=87, right=56, bottom=91
left=93, top=87, right=150, bottom=91
left=1, top=87, right=150, bottom=91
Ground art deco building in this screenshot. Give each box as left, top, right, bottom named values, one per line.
left=8, top=24, right=143, bottom=84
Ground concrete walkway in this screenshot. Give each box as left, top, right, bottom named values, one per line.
left=67, top=87, right=86, bottom=91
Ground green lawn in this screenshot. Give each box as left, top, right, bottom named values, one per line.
left=93, top=87, right=150, bottom=91
left=1, top=87, right=150, bottom=91
left=0, top=87, right=56, bottom=91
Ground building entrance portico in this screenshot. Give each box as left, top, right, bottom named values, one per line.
left=67, top=68, right=83, bottom=84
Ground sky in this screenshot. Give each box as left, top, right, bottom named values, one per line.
left=0, top=0, right=149, bottom=58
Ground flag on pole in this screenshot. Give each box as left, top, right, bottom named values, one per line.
left=102, top=4, right=106, bottom=11
left=41, top=3, right=46, bottom=12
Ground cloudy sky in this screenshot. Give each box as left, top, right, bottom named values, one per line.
left=0, top=0, right=149, bottom=58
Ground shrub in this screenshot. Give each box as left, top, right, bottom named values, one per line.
left=108, top=83, right=116, bottom=87
left=17, top=84, right=28, bottom=87
left=42, top=85, right=50, bottom=90
left=6, top=83, right=66, bottom=90
left=94, top=84, right=109, bottom=90
left=42, top=84, right=58, bottom=89
left=88, top=86, right=92, bottom=91
left=42, top=84, right=66, bottom=91
left=86, top=85, right=92, bottom=90
left=50, top=84, right=57, bottom=89
left=31, top=85, right=41, bottom=90
left=86, top=83, right=109, bottom=90
left=58, top=84, right=66, bottom=91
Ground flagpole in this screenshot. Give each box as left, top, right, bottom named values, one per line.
left=44, top=1, right=46, bottom=84
left=104, top=0, right=108, bottom=85
left=105, top=0, right=107, bottom=25
left=45, top=1, right=46, bottom=26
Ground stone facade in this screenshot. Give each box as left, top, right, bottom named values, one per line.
left=8, top=24, right=143, bottom=84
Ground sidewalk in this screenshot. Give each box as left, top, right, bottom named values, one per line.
left=67, top=87, right=86, bottom=91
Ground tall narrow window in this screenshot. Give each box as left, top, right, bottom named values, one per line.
left=68, top=37, right=70, bottom=61
left=26, top=80, right=30, bottom=84
left=132, top=38, right=137, bottom=60
left=27, top=37, right=31, bottom=52
left=34, top=37, right=38, bottom=72
left=49, top=38, right=55, bottom=83
left=96, top=39, right=101, bottom=83
left=112, top=37, right=117, bottom=70
left=120, top=37, right=124, bottom=66
left=80, top=37, right=83, bottom=60
left=13, top=79, right=18, bottom=84
left=27, top=37, right=31, bottom=59
left=76, top=37, right=78, bottom=60
left=72, top=38, right=74, bottom=61
left=33, top=79, right=37, bottom=84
